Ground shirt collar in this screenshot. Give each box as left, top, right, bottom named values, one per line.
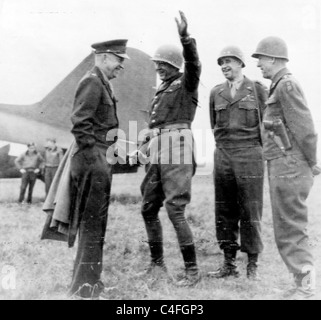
left=228, top=75, right=244, bottom=90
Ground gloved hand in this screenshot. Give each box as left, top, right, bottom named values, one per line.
left=34, top=168, right=40, bottom=174
left=20, top=169, right=26, bottom=174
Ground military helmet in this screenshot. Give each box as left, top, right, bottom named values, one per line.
left=151, top=44, right=184, bottom=69
left=252, top=36, right=289, bottom=61
left=217, top=45, right=246, bottom=67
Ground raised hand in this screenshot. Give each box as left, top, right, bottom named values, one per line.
left=175, top=10, right=189, bottom=38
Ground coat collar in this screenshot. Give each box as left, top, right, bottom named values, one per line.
left=217, top=81, right=232, bottom=102
left=218, top=76, right=254, bottom=104
left=270, top=68, right=291, bottom=91
left=156, top=72, right=182, bottom=95
left=93, top=66, right=109, bottom=85
left=93, top=66, right=116, bottom=102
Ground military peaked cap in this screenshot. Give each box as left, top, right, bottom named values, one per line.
left=91, top=39, right=130, bottom=59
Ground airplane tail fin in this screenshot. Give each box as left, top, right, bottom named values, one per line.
left=38, top=53, right=95, bottom=129
left=0, top=53, right=95, bottom=131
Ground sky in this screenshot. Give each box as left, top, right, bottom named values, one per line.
left=0, top=0, right=320, bottom=161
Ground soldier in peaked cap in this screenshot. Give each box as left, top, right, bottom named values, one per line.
left=252, top=36, right=319, bottom=299
left=91, top=39, right=130, bottom=59
left=67, top=39, right=129, bottom=300
left=208, top=45, right=267, bottom=280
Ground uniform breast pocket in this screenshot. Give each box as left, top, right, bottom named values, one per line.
left=215, top=104, right=229, bottom=127
left=238, top=101, right=259, bottom=128
left=162, top=83, right=181, bottom=107
left=164, top=83, right=181, bottom=94
left=100, top=95, right=117, bottom=126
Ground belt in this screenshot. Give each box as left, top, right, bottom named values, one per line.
left=216, top=140, right=262, bottom=149
left=151, top=123, right=191, bottom=137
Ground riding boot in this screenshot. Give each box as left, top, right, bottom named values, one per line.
left=138, top=241, right=167, bottom=277
left=149, top=241, right=166, bottom=269
left=176, top=244, right=200, bottom=287
left=208, top=248, right=239, bottom=278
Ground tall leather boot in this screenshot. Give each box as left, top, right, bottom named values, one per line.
left=149, top=241, right=166, bottom=269
left=176, top=244, right=200, bottom=287
left=208, top=248, right=239, bottom=278
left=247, top=253, right=259, bottom=280
left=138, top=241, right=167, bottom=277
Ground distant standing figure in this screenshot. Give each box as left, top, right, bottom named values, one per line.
left=44, top=138, right=63, bottom=196
left=15, top=143, right=44, bottom=204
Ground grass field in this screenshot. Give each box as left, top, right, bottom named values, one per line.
left=0, top=166, right=321, bottom=300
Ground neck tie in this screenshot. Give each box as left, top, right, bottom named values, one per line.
left=230, top=82, right=237, bottom=98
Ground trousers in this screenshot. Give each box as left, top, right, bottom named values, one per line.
left=140, top=130, right=196, bottom=252
left=44, top=166, right=58, bottom=196
left=267, top=154, right=314, bottom=274
left=69, top=145, right=112, bottom=298
left=19, top=171, right=37, bottom=203
left=214, top=146, right=264, bottom=254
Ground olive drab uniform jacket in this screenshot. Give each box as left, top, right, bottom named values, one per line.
left=209, top=76, right=267, bottom=147
left=209, top=76, right=266, bottom=254
left=262, top=68, right=317, bottom=167
left=71, top=66, right=119, bottom=150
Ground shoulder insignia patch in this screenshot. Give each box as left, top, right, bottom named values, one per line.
left=286, top=81, right=293, bottom=92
